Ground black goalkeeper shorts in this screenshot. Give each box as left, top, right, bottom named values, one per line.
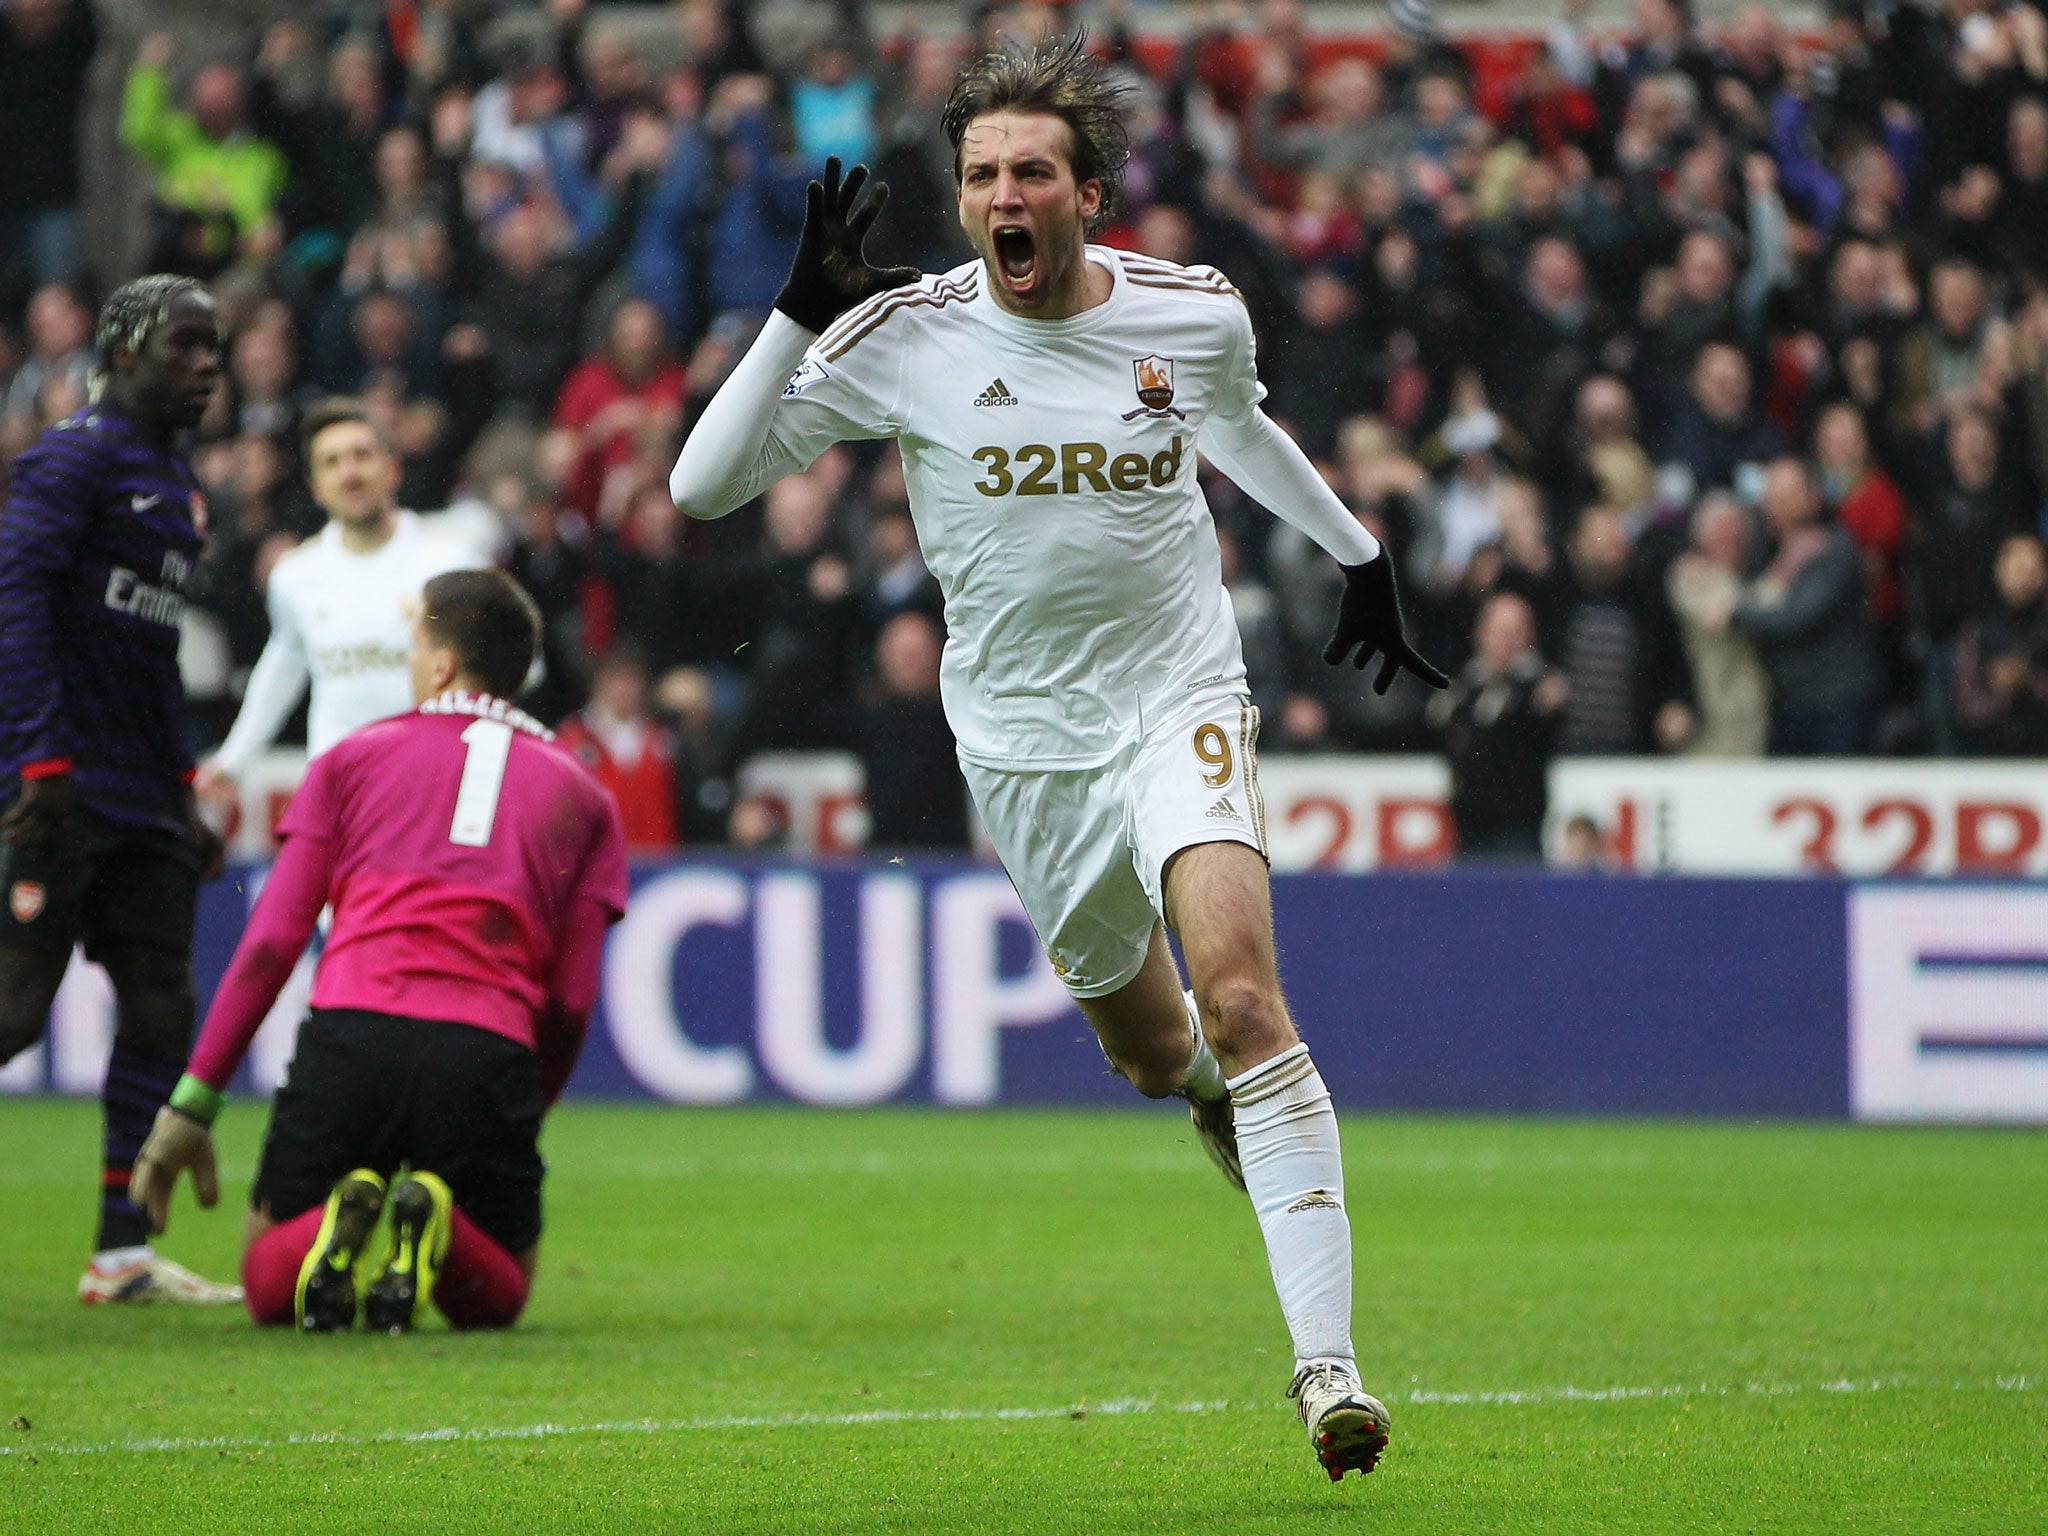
left=252, top=1008, right=547, bottom=1254
left=0, top=799, right=199, bottom=960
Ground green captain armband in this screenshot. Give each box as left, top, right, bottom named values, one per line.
left=167, top=1074, right=223, bottom=1127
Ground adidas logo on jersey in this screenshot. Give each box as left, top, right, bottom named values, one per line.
left=1204, top=797, right=1242, bottom=821
left=973, top=378, right=1019, bottom=407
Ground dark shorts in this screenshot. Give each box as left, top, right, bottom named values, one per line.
left=0, top=800, right=200, bottom=959
left=252, top=1009, right=547, bottom=1254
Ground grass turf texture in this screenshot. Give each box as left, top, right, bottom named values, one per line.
left=0, top=1102, right=2041, bottom=1534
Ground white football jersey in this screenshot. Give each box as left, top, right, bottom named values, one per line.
left=211, top=510, right=488, bottom=774
left=774, top=247, right=1258, bottom=768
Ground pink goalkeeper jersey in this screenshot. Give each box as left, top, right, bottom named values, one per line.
left=281, top=692, right=628, bottom=1049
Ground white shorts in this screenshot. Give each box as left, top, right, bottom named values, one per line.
left=962, top=687, right=1267, bottom=998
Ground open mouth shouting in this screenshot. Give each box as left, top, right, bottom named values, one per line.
left=992, top=225, right=1038, bottom=295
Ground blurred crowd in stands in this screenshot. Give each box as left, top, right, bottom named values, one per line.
left=3, top=0, right=2048, bottom=854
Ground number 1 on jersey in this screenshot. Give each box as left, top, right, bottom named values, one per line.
left=450, top=718, right=514, bottom=847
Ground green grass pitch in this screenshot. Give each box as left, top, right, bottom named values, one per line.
left=0, top=1099, right=2041, bottom=1534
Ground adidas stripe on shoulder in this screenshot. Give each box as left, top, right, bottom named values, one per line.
left=1118, top=250, right=1236, bottom=296
left=817, top=271, right=979, bottom=362
left=814, top=285, right=909, bottom=355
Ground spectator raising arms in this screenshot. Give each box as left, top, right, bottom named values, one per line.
left=122, top=35, right=289, bottom=277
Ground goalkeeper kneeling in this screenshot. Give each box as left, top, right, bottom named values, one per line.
left=131, top=570, right=628, bottom=1331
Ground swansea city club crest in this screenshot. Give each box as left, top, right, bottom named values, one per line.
left=1123, top=355, right=1186, bottom=420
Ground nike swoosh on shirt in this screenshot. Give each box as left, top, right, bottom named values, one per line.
left=131, top=494, right=163, bottom=511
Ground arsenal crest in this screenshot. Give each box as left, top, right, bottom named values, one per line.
left=10, top=881, right=46, bottom=924
left=1123, top=355, right=1186, bottom=420
left=189, top=491, right=209, bottom=537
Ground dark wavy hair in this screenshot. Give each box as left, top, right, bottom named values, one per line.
left=941, top=31, right=1131, bottom=232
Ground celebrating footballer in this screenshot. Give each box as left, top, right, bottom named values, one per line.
left=670, top=33, right=1444, bottom=1480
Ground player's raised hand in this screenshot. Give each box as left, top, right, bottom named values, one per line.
left=774, top=157, right=923, bottom=335
left=1323, top=554, right=1450, bottom=695
left=129, top=1106, right=220, bottom=1235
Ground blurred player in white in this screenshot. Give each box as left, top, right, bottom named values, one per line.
left=669, top=34, right=1445, bottom=1480
left=195, top=398, right=488, bottom=799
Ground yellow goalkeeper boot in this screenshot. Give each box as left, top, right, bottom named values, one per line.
left=364, top=1171, right=453, bottom=1334
left=295, top=1169, right=387, bottom=1332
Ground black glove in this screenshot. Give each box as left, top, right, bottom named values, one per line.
left=774, top=157, right=923, bottom=335
left=1322, top=554, right=1450, bottom=695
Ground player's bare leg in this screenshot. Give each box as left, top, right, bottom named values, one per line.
left=1164, top=841, right=1389, bottom=1479
left=1076, top=923, right=1242, bottom=1186
left=1076, top=923, right=1206, bottom=1096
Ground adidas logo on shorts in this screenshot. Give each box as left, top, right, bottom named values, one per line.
left=973, top=378, right=1019, bottom=407
left=1204, top=797, right=1242, bottom=821
left=1285, top=1189, right=1342, bottom=1214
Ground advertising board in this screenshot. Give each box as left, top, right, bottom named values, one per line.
left=222, top=751, right=2048, bottom=879
left=11, top=862, right=2041, bottom=1121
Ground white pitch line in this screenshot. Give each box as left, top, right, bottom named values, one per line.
left=0, top=1376, right=2033, bottom=1461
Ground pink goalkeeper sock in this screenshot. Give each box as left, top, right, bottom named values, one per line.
left=242, top=1206, right=325, bottom=1326
left=434, top=1206, right=529, bottom=1330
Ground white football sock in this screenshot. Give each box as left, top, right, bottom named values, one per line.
left=1228, top=1043, right=1354, bottom=1367
left=1177, top=990, right=1227, bottom=1103
left=90, top=1244, right=153, bottom=1271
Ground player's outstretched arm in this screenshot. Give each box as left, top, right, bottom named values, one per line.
left=180, top=828, right=334, bottom=1100
left=670, top=157, right=919, bottom=521
left=536, top=893, right=612, bottom=1106
left=136, top=831, right=332, bottom=1233
left=1203, top=406, right=1447, bottom=694
left=667, top=313, right=813, bottom=521
left=1322, top=554, right=1450, bottom=695
left=205, top=603, right=313, bottom=783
